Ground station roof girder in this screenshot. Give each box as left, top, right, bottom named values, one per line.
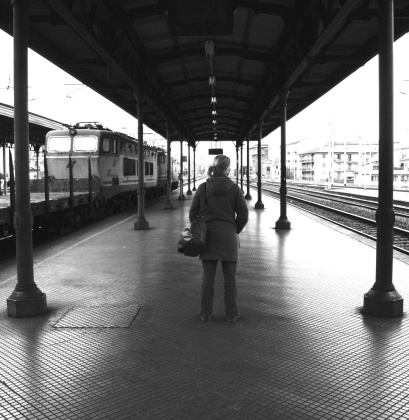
left=0, top=0, right=408, bottom=147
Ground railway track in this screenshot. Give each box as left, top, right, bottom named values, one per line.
left=255, top=182, right=409, bottom=256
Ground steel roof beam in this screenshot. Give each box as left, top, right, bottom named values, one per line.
left=164, top=76, right=258, bottom=89
left=149, top=46, right=273, bottom=65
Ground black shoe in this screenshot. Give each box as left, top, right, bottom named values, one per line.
left=227, top=315, right=239, bottom=322
left=200, top=315, right=211, bottom=322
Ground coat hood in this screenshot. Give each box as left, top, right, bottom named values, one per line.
left=206, top=176, right=235, bottom=196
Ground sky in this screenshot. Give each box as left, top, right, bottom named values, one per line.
left=0, top=29, right=409, bottom=160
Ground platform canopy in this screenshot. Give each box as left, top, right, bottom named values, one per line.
left=0, top=102, right=64, bottom=146
left=0, top=0, right=408, bottom=147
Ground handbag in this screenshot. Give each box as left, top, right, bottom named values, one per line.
left=177, top=184, right=207, bottom=257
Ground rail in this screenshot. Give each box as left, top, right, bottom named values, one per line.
left=254, top=182, right=409, bottom=256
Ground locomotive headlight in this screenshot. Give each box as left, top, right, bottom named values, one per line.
left=69, top=127, right=76, bottom=136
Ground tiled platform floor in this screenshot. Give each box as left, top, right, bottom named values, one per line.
left=1, top=187, right=409, bottom=419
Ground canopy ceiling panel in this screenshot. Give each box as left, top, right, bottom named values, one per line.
left=0, top=0, right=408, bottom=147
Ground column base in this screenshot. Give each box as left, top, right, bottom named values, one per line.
left=193, top=186, right=196, bottom=191
left=275, top=217, right=291, bottom=230
left=187, top=189, right=192, bottom=195
left=178, top=195, right=186, bottom=201
left=134, top=216, right=149, bottom=230
left=164, top=200, right=174, bottom=210
left=7, top=289, right=47, bottom=318
left=245, top=193, right=252, bottom=200
left=255, top=201, right=264, bottom=209
left=363, top=288, right=403, bottom=318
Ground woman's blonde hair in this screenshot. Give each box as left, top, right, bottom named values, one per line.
left=207, top=155, right=231, bottom=178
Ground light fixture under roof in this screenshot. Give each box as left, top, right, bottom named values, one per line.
left=205, top=40, right=214, bottom=57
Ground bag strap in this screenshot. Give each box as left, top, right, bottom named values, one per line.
left=199, top=183, right=206, bottom=217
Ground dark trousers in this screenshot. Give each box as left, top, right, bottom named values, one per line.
left=200, top=260, right=238, bottom=319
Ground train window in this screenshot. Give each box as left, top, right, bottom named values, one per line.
left=123, top=157, right=136, bottom=176
left=74, top=135, right=98, bottom=152
left=102, top=138, right=110, bottom=153
left=47, top=136, right=71, bottom=152
left=145, top=162, right=154, bottom=176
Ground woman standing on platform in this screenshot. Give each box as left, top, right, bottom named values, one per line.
left=189, top=155, right=248, bottom=322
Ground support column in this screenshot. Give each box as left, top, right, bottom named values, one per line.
left=7, top=0, right=47, bottom=317
left=178, top=140, right=185, bottom=200
left=187, top=144, right=192, bottom=195
left=245, top=137, right=252, bottom=200
left=164, top=123, right=174, bottom=209
left=363, top=0, right=403, bottom=317
left=236, top=146, right=239, bottom=184
left=134, top=92, right=149, bottom=230
left=240, top=144, right=244, bottom=193
left=192, top=145, right=196, bottom=191
left=255, top=123, right=264, bottom=209
left=2, top=141, right=6, bottom=195
left=276, top=89, right=291, bottom=229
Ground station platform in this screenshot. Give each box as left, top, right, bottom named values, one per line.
left=1, top=186, right=409, bottom=419
left=330, top=186, right=409, bottom=202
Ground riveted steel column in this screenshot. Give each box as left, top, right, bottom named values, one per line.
left=187, top=144, right=192, bottom=195
left=363, top=0, right=402, bottom=317
left=134, top=92, right=149, bottom=230
left=7, top=0, right=47, bottom=317
left=245, top=137, right=252, bottom=200
left=192, top=146, right=196, bottom=191
left=178, top=140, right=185, bottom=200
left=164, top=123, right=174, bottom=209
left=276, top=90, right=291, bottom=230
left=255, top=123, right=264, bottom=209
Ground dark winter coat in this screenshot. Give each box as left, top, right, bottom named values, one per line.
left=189, top=176, right=249, bottom=262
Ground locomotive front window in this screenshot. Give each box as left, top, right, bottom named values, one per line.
left=74, top=135, right=98, bottom=152
left=47, top=136, right=71, bottom=152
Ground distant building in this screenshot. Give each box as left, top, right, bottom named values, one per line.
left=241, top=137, right=409, bottom=189
left=298, top=141, right=379, bottom=185
left=250, top=144, right=269, bottom=177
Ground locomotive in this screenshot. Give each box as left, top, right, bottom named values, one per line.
left=44, top=121, right=179, bottom=216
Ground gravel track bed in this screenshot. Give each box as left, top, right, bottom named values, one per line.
left=288, top=191, right=409, bottom=230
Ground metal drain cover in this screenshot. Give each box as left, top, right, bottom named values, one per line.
left=53, top=304, right=141, bottom=329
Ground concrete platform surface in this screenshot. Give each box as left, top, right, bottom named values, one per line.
left=1, top=189, right=409, bottom=419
